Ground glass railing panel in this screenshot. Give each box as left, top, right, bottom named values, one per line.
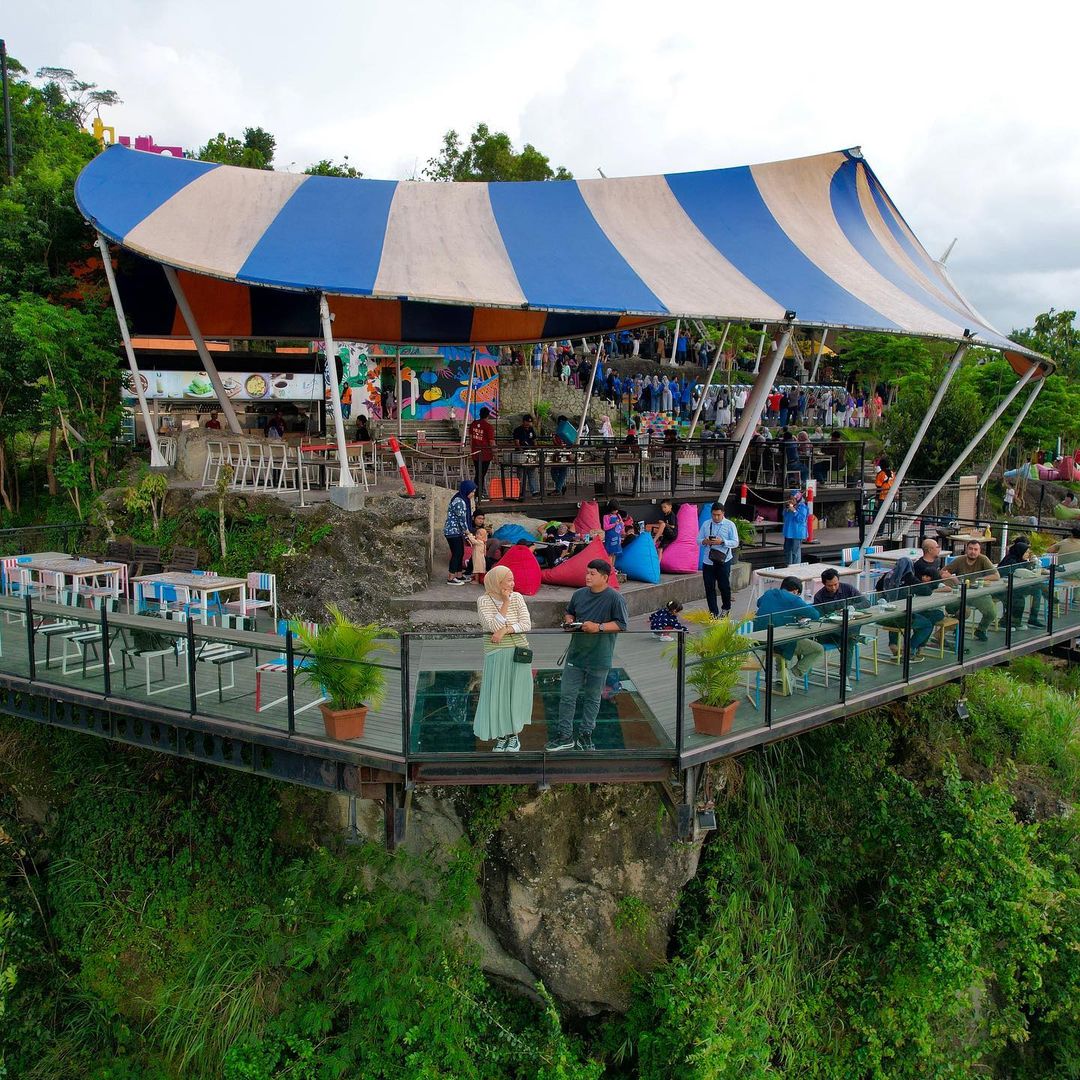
left=106, top=610, right=191, bottom=712
left=954, top=566, right=1007, bottom=661
left=287, top=633, right=402, bottom=754
left=407, top=629, right=676, bottom=756
left=0, top=594, right=33, bottom=679
left=1051, top=551, right=1080, bottom=633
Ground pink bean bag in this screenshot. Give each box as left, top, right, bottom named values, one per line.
left=1057, top=457, right=1077, bottom=482
left=660, top=503, right=702, bottom=574
left=540, top=537, right=620, bottom=589
left=573, top=500, right=601, bottom=537
left=491, top=544, right=542, bottom=596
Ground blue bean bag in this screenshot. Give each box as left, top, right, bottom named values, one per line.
left=615, top=532, right=661, bottom=584
left=492, top=523, right=538, bottom=545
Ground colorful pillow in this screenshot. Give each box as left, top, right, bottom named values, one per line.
left=492, top=544, right=542, bottom=596
left=573, top=500, right=601, bottom=537
left=615, top=532, right=661, bottom=584
left=540, top=537, right=620, bottom=589
left=660, top=503, right=703, bottom=574
left=492, top=523, right=537, bottom=545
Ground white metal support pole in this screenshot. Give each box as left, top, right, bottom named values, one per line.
left=860, top=340, right=969, bottom=557
left=459, top=347, right=478, bottom=449
left=688, top=322, right=730, bottom=440
left=394, top=346, right=403, bottom=440
left=978, top=375, right=1045, bottom=488
left=576, top=340, right=605, bottom=440
left=808, top=328, right=829, bottom=383
left=163, top=265, right=243, bottom=436
left=669, top=318, right=681, bottom=366
left=904, top=362, right=1038, bottom=521
left=752, top=326, right=768, bottom=374
left=732, top=331, right=783, bottom=443
left=318, top=294, right=355, bottom=487
left=96, top=233, right=166, bottom=467
left=719, top=325, right=793, bottom=503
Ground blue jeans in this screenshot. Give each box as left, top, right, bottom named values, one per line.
left=783, top=537, right=802, bottom=566
left=556, top=663, right=607, bottom=740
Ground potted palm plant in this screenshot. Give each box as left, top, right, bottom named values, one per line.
left=676, top=611, right=752, bottom=736
left=294, top=606, right=394, bottom=740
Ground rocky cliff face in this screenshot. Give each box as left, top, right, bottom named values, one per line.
left=403, top=786, right=703, bottom=1015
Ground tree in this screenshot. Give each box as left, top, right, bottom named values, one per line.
left=33, top=66, right=121, bottom=127
left=422, top=123, right=572, bottom=182
left=1011, top=308, right=1080, bottom=376
left=197, top=127, right=276, bottom=170
left=304, top=157, right=363, bottom=178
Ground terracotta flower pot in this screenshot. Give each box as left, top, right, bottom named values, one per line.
left=689, top=698, right=738, bottom=736
left=320, top=703, right=368, bottom=741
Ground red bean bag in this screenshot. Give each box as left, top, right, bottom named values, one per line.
left=1057, top=456, right=1077, bottom=482
left=660, top=503, right=702, bottom=574
left=573, top=500, right=601, bottom=537
left=492, top=544, right=542, bottom=596
left=540, top=537, right=620, bottom=589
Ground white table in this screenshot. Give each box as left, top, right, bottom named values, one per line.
left=751, top=562, right=862, bottom=602
left=133, top=572, right=247, bottom=625
left=20, top=557, right=126, bottom=602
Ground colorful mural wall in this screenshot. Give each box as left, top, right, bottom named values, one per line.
left=316, top=343, right=499, bottom=421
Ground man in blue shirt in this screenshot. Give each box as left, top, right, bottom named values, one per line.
left=697, top=502, right=740, bottom=617
left=753, top=576, right=825, bottom=680
left=782, top=488, right=809, bottom=566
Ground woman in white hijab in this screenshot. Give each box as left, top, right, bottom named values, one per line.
left=473, top=564, right=533, bottom=752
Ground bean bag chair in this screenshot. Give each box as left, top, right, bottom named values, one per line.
left=1053, top=503, right=1080, bottom=520
left=1058, top=457, right=1078, bottom=482
left=492, top=544, right=542, bottom=595
left=540, top=537, right=620, bottom=589
left=615, top=532, right=661, bottom=584
left=573, top=500, right=601, bottom=537
left=660, top=503, right=703, bottom=574
left=492, top=523, right=538, bottom=545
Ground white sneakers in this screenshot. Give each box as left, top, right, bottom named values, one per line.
left=493, top=735, right=520, bottom=752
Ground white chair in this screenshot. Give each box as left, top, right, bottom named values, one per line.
left=120, top=617, right=189, bottom=697
left=34, top=586, right=84, bottom=668
left=156, top=436, right=177, bottom=467
left=61, top=595, right=119, bottom=676
left=263, top=443, right=299, bottom=492
left=255, top=619, right=325, bottom=715
left=202, top=440, right=225, bottom=486
left=223, top=572, right=278, bottom=629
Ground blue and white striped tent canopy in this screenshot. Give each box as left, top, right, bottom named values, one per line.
left=76, top=144, right=1042, bottom=366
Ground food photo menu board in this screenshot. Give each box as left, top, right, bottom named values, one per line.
left=122, top=370, right=323, bottom=402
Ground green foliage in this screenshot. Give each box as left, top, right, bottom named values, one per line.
left=122, top=469, right=168, bottom=536
left=677, top=611, right=751, bottom=708
left=303, top=158, right=362, bottom=178
left=614, top=896, right=652, bottom=942
left=423, top=123, right=573, bottom=182
left=293, top=606, right=393, bottom=710
left=1012, top=307, right=1080, bottom=376
left=33, top=66, right=121, bottom=127
left=198, top=128, right=276, bottom=170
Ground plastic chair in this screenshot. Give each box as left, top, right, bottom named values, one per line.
left=255, top=619, right=324, bottom=715
left=222, top=572, right=278, bottom=629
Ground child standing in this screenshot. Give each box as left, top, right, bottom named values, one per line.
left=602, top=500, right=625, bottom=557
left=649, top=600, right=688, bottom=642
left=469, top=525, right=489, bottom=584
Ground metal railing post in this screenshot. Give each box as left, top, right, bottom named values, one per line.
left=902, top=592, right=913, bottom=682
left=956, top=580, right=968, bottom=662
left=839, top=606, right=850, bottom=703
left=185, top=616, right=197, bottom=714
left=674, top=630, right=685, bottom=754
left=400, top=632, right=411, bottom=757
left=1004, top=574, right=1014, bottom=650
left=100, top=603, right=111, bottom=696
left=285, top=630, right=296, bottom=734
left=1046, top=564, right=1056, bottom=635
left=669, top=440, right=678, bottom=497
left=25, top=594, right=35, bottom=681
left=764, top=622, right=775, bottom=727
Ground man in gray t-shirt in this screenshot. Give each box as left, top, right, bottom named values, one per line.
left=547, top=560, right=628, bottom=752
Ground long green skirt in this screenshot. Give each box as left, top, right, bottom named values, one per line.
left=473, top=642, right=534, bottom=741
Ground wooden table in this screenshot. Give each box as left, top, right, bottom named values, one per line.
left=20, top=556, right=126, bottom=602
left=133, top=572, right=247, bottom=625
left=948, top=533, right=997, bottom=557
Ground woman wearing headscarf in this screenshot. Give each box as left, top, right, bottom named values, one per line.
left=998, top=535, right=1045, bottom=629
left=443, top=480, right=476, bottom=585
left=473, top=565, right=533, bottom=752
left=599, top=414, right=614, bottom=441
left=875, top=556, right=935, bottom=661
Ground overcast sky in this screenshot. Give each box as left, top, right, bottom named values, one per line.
left=8, top=0, right=1078, bottom=334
